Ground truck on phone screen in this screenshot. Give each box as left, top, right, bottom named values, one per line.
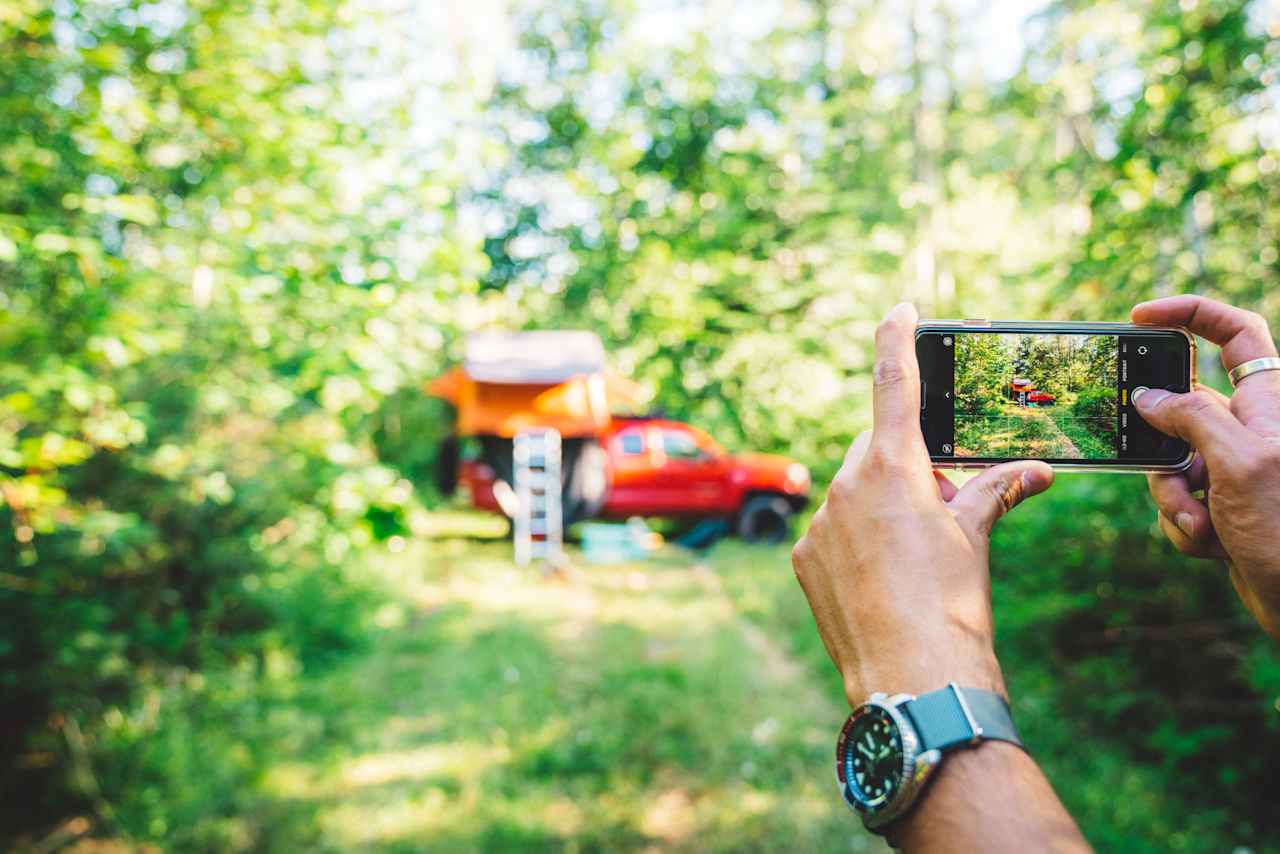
left=1008, top=377, right=1057, bottom=407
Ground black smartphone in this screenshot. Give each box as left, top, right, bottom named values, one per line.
left=916, top=321, right=1196, bottom=471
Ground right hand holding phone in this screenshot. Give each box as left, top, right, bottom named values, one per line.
left=1130, top=295, right=1280, bottom=640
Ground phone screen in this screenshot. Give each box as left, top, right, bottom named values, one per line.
left=917, top=327, right=1192, bottom=466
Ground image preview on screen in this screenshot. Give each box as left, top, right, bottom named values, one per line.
left=951, top=332, right=1118, bottom=461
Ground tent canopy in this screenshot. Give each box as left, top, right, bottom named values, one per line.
left=464, top=331, right=604, bottom=384
left=427, top=331, right=646, bottom=438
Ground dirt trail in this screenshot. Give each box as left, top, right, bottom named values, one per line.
left=264, top=542, right=888, bottom=852
left=959, top=404, right=1080, bottom=458
left=1016, top=406, right=1080, bottom=457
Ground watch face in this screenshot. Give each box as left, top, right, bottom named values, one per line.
left=840, top=705, right=906, bottom=810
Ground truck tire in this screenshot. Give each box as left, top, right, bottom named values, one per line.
left=434, top=435, right=460, bottom=497
left=478, top=435, right=610, bottom=525
left=736, top=494, right=794, bottom=544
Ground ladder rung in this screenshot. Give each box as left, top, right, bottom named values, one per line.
left=513, top=427, right=563, bottom=565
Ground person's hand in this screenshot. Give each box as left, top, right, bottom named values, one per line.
left=791, top=303, right=1055, bottom=708
left=1131, top=295, right=1280, bottom=640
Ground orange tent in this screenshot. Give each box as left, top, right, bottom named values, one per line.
left=427, top=332, right=646, bottom=438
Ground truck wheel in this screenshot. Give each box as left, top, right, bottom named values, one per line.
left=737, top=495, right=794, bottom=544
left=434, top=435, right=460, bottom=497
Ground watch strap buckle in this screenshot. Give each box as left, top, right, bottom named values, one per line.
left=948, top=682, right=984, bottom=745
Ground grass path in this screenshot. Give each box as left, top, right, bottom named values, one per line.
left=956, top=403, right=1081, bottom=458
left=1022, top=406, right=1080, bottom=457
left=259, top=537, right=884, bottom=852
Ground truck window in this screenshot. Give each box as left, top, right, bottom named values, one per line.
left=662, top=430, right=703, bottom=460
left=620, top=431, right=644, bottom=455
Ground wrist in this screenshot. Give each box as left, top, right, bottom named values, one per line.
left=844, top=632, right=1005, bottom=708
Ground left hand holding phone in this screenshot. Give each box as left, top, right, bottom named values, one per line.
left=1131, top=295, right=1280, bottom=640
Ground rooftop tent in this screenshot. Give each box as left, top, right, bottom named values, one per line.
left=427, top=331, right=646, bottom=439
left=464, top=330, right=604, bottom=383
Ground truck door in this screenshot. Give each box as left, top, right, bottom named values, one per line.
left=605, top=425, right=659, bottom=515
left=656, top=428, right=727, bottom=513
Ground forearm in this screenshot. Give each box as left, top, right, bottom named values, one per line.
left=886, top=742, right=1090, bottom=853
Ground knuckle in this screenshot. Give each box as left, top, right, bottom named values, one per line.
left=791, top=537, right=810, bottom=574
left=1245, top=310, right=1272, bottom=338
left=1233, top=447, right=1278, bottom=482
left=986, top=474, right=1024, bottom=513
left=825, top=474, right=857, bottom=507
left=1174, top=389, right=1218, bottom=420
left=872, top=356, right=909, bottom=388
left=864, top=445, right=908, bottom=479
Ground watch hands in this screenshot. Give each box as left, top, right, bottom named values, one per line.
left=857, top=742, right=875, bottom=760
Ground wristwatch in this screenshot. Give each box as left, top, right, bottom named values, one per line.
left=835, top=682, right=1023, bottom=831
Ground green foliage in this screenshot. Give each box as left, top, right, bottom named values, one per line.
left=954, top=333, right=1009, bottom=416
left=992, top=477, right=1280, bottom=850
left=0, top=0, right=447, bottom=844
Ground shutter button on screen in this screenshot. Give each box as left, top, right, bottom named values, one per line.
left=1132, top=385, right=1150, bottom=404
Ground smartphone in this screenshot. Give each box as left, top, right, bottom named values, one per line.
left=916, top=320, right=1196, bottom=471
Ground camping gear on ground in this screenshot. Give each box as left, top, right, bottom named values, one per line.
left=675, top=517, right=730, bottom=550
left=580, top=518, right=662, bottom=564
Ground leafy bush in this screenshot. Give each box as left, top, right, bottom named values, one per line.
left=1071, top=386, right=1117, bottom=429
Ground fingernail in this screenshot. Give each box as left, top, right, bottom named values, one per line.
left=1132, top=387, right=1170, bottom=409
left=1175, top=512, right=1196, bottom=538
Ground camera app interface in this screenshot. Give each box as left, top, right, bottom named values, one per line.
left=919, top=329, right=1191, bottom=464
left=953, top=333, right=1117, bottom=459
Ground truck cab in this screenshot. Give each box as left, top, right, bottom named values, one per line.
left=459, top=416, right=810, bottom=543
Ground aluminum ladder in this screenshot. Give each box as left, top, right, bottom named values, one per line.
left=513, top=428, right=563, bottom=566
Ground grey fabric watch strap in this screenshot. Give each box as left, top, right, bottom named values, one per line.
left=902, top=683, right=1022, bottom=752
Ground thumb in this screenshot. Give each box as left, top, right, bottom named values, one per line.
left=1132, top=386, right=1251, bottom=468
left=949, top=461, right=1055, bottom=539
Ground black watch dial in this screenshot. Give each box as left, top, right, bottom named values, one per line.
left=839, top=705, right=906, bottom=810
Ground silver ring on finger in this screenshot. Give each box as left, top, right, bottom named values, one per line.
left=1227, top=356, right=1280, bottom=388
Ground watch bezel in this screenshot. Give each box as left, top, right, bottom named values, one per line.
left=836, top=692, right=943, bottom=830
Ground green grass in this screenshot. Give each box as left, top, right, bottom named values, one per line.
left=78, top=510, right=1280, bottom=852
left=954, top=404, right=1072, bottom=458
left=115, top=532, right=882, bottom=852
left=1051, top=414, right=1115, bottom=460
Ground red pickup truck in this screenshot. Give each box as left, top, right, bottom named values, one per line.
left=458, top=416, right=811, bottom=543
left=1008, top=378, right=1057, bottom=407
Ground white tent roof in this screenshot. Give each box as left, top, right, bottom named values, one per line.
left=464, top=331, right=605, bottom=384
